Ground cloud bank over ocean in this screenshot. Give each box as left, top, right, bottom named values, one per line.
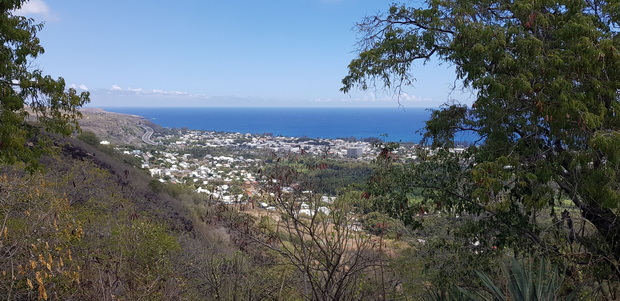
left=83, top=85, right=441, bottom=108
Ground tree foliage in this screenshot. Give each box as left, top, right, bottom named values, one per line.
left=256, top=158, right=395, bottom=301
left=343, top=0, right=620, bottom=294
left=1, top=0, right=89, bottom=170
left=76, top=130, right=100, bottom=146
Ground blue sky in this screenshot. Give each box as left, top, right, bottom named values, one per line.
left=16, top=0, right=469, bottom=108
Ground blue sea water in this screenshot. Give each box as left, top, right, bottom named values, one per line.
left=102, top=107, right=436, bottom=143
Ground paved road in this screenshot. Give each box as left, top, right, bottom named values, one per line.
left=138, top=124, right=157, bottom=145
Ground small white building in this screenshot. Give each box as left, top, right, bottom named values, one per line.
left=347, top=147, right=364, bottom=158
left=149, top=168, right=162, bottom=177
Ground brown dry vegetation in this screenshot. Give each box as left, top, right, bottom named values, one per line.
left=1, top=123, right=412, bottom=300
left=0, top=132, right=281, bottom=300
left=77, top=108, right=158, bottom=146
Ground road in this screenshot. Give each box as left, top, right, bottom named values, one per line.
left=138, top=124, right=157, bottom=145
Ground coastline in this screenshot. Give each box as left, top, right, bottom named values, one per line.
left=78, top=107, right=154, bottom=146
left=97, top=106, right=431, bottom=143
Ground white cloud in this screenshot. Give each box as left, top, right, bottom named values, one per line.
left=105, top=85, right=199, bottom=98
left=359, top=92, right=433, bottom=103
left=89, top=87, right=220, bottom=107
left=90, top=85, right=434, bottom=108
left=327, top=91, right=437, bottom=107
left=13, top=0, right=56, bottom=21
left=70, top=83, right=89, bottom=90
left=396, top=92, right=423, bottom=102
left=152, top=89, right=190, bottom=96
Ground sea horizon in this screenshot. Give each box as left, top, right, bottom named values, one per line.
left=98, top=106, right=469, bottom=143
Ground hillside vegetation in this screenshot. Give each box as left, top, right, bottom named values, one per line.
left=0, top=131, right=404, bottom=300
left=4, top=0, right=620, bottom=299
left=3, top=126, right=611, bottom=300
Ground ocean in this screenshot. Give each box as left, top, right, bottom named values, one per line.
left=102, top=107, right=436, bottom=143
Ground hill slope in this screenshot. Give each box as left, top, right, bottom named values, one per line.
left=0, top=133, right=283, bottom=300
left=78, top=108, right=159, bottom=146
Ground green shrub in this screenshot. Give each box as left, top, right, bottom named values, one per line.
left=77, top=131, right=100, bottom=145
left=362, top=211, right=406, bottom=239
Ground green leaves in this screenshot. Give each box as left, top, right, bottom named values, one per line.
left=341, top=2, right=454, bottom=94
left=346, top=0, right=620, bottom=294
left=460, top=257, right=572, bottom=301
left=1, top=1, right=90, bottom=171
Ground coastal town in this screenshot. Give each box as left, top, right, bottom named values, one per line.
left=108, top=124, right=421, bottom=205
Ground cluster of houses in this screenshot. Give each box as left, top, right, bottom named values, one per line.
left=113, top=129, right=422, bottom=216
left=157, top=130, right=381, bottom=159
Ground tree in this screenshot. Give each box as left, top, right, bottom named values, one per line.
left=1, top=0, right=89, bottom=170
left=343, top=0, right=620, bottom=294
left=254, top=158, right=396, bottom=301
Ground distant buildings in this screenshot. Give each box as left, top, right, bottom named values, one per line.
left=347, top=147, right=364, bottom=158
left=116, top=129, right=425, bottom=207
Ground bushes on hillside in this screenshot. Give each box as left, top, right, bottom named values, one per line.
left=76, top=131, right=100, bottom=146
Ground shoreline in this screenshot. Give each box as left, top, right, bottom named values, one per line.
left=93, top=106, right=429, bottom=143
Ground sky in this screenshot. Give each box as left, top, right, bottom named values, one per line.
left=15, top=0, right=470, bottom=108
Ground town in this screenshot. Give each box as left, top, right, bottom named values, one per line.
left=109, top=125, right=422, bottom=205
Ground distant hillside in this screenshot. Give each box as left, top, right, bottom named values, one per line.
left=78, top=108, right=159, bottom=146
